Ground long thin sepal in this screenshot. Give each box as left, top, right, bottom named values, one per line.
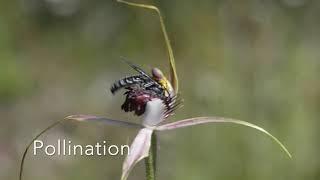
left=19, top=115, right=141, bottom=180
left=156, top=117, right=292, bottom=158
left=66, top=115, right=142, bottom=128
left=19, top=119, right=65, bottom=180
left=117, top=0, right=179, bottom=93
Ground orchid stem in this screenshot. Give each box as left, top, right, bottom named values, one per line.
left=145, top=132, right=157, bottom=180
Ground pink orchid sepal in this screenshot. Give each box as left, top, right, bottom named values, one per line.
left=18, top=0, right=292, bottom=178
left=65, top=98, right=292, bottom=180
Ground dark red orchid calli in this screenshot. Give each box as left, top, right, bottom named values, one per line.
left=65, top=69, right=291, bottom=180
left=65, top=2, right=292, bottom=178
left=19, top=1, right=291, bottom=180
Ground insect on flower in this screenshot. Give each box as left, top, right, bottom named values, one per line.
left=19, top=1, right=292, bottom=180
left=111, top=60, right=180, bottom=117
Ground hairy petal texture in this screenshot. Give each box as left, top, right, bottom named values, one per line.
left=122, top=128, right=153, bottom=180
left=156, top=116, right=292, bottom=158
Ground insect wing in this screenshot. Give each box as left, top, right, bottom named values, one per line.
left=121, top=58, right=154, bottom=79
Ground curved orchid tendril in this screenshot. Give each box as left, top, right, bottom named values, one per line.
left=117, top=0, right=179, bottom=93
left=19, top=115, right=141, bottom=180
left=19, top=1, right=292, bottom=180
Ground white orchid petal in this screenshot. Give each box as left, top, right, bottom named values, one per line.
left=121, top=128, right=153, bottom=180
left=66, top=115, right=142, bottom=128
left=156, top=116, right=292, bottom=158
left=143, top=99, right=166, bottom=127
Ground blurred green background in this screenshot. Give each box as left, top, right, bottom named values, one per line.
left=1, top=0, right=320, bottom=179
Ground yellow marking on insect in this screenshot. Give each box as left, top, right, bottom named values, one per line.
left=152, top=67, right=174, bottom=97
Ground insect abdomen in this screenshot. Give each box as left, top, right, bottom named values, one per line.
left=110, top=75, right=146, bottom=94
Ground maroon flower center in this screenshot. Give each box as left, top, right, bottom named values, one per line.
left=121, top=89, right=161, bottom=116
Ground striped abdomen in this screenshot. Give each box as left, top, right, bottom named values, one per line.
left=111, top=75, right=149, bottom=94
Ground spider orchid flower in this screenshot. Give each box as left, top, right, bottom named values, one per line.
left=66, top=92, right=292, bottom=180
left=18, top=87, right=292, bottom=180
left=19, top=1, right=292, bottom=180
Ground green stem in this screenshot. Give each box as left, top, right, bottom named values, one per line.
left=145, top=132, right=157, bottom=180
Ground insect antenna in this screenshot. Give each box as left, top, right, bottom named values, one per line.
left=119, top=57, right=153, bottom=79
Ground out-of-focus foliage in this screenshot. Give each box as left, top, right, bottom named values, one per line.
left=1, top=0, right=319, bottom=180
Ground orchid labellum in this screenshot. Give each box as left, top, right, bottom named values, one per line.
left=19, top=1, right=291, bottom=180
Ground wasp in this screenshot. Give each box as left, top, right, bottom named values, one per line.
left=110, top=60, right=180, bottom=116
left=110, top=60, right=174, bottom=98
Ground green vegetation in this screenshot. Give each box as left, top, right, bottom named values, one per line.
left=1, top=0, right=319, bottom=180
